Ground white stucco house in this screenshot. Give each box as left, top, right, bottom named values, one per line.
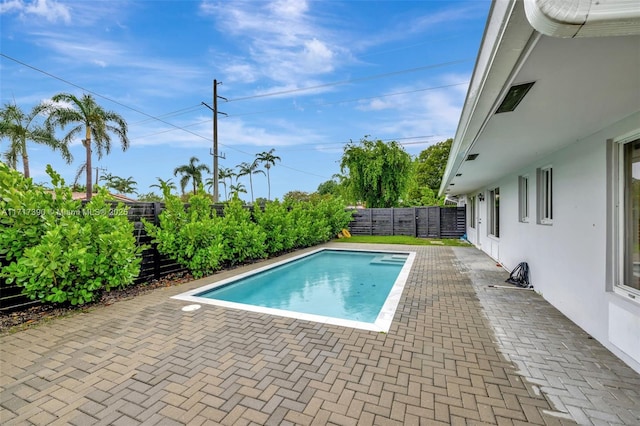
left=439, top=0, right=640, bottom=373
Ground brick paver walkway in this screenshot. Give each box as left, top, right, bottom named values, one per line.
left=1, top=243, right=639, bottom=425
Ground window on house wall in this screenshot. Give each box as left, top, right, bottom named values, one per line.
left=518, top=175, right=529, bottom=222
left=621, top=139, right=640, bottom=291
left=468, top=196, right=476, bottom=228
left=488, top=188, right=500, bottom=237
left=537, top=166, right=553, bottom=224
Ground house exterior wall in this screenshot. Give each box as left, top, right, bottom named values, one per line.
left=465, top=111, right=640, bottom=373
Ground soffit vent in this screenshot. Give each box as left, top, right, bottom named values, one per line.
left=465, top=153, right=479, bottom=161
left=496, top=82, right=535, bottom=113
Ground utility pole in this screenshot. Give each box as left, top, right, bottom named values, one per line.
left=202, top=79, right=227, bottom=202
left=94, top=167, right=107, bottom=186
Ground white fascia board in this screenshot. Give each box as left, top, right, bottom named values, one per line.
left=440, top=0, right=536, bottom=196
left=524, top=0, right=640, bottom=38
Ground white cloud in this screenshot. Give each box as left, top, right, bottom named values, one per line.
left=303, top=38, right=334, bottom=73
left=22, top=30, right=207, bottom=100
left=352, top=75, right=469, bottom=145
left=0, top=0, right=23, bottom=14
left=0, top=0, right=71, bottom=23
left=129, top=113, right=323, bottom=153
left=269, top=0, right=308, bottom=19
left=200, top=0, right=346, bottom=93
left=25, top=0, right=70, bottom=22
left=224, top=63, right=259, bottom=84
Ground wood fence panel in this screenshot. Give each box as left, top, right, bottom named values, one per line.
left=347, top=209, right=372, bottom=235
left=393, top=208, right=416, bottom=236
left=349, top=206, right=465, bottom=239
left=440, top=207, right=466, bottom=239
left=415, top=207, right=429, bottom=238
left=371, top=208, right=392, bottom=236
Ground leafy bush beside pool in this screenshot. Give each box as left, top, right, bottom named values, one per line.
left=0, top=163, right=143, bottom=305
left=144, top=190, right=353, bottom=279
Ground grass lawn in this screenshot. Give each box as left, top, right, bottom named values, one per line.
left=333, top=235, right=472, bottom=246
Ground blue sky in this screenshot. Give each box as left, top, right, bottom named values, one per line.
left=1, top=0, right=490, bottom=201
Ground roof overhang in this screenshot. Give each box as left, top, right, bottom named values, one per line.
left=440, top=0, right=640, bottom=197
left=525, top=0, right=640, bottom=38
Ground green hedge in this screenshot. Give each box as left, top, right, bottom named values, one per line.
left=145, top=192, right=353, bottom=279
left=0, top=164, right=143, bottom=305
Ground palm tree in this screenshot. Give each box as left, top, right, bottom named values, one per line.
left=229, top=182, right=247, bottom=199
left=236, top=160, right=265, bottom=203
left=150, top=177, right=177, bottom=197
left=0, top=102, right=71, bottom=177
left=218, top=167, right=234, bottom=201
left=111, top=176, right=137, bottom=194
left=46, top=93, right=130, bottom=200
left=99, top=172, right=115, bottom=187
left=255, top=148, right=281, bottom=201
left=173, top=156, right=210, bottom=195
left=99, top=173, right=137, bottom=194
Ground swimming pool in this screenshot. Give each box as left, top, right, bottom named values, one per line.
left=172, top=248, right=416, bottom=332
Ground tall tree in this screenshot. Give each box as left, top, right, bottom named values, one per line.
left=415, top=138, right=453, bottom=192
left=316, top=179, right=340, bottom=197
left=340, top=137, right=412, bottom=208
left=236, top=160, right=265, bottom=203
left=102, top=175, right=137, bottom=194
left=150, top=177, right=177, bottom=197
left=173, top=156, right=210, bottom=195
left=46, top=93, right=130, bottom=200
left=229, top=182, right=247, bottom=199
left=0, top=102, right=71, bottom=177
left=218, top=167, right=234, bottom=201
left=255, top=148, right=281, bottom=201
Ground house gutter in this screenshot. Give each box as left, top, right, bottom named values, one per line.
left=524, top=0, right=640, bottom=38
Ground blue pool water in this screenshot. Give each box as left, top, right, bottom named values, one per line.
left=195, top=249, right=409, bottom=323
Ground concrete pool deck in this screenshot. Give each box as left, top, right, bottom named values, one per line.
left=1, top=243, right=639, bottom=425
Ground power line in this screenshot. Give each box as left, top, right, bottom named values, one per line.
left=226, top=59, right=472, bottom=102
left=1, top=53, right=332, bottom=181
left=227, top=82, right=468, bottom=118
left=276, top=135, right=441, bottom=152
left=0, top=53, right=217, bottom=145
left=130, top=104, right=203, bottom=125
left=134, top=82, right=467, bottom=140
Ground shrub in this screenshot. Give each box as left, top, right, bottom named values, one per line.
left=144, top=192, right=352, bottom=277
left=314, top=196, right=354, bottom=237
left=144, top=191, right=225, bottom=279
left=220, top=197, right=266, bottom=264
left=287, top=195, right=353, bottom=247
left=0, top=162, right=51, bottom=262
left=253, top=200, right=295, bottom=255
left=1, top=165, right=142, bottom=305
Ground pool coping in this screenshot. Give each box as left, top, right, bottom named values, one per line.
left=171, top=247, right=417, bottom=332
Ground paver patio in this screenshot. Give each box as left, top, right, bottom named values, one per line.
left=1, top=243, right=639, bottom=425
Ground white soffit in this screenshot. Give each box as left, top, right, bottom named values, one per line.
left=524, top=0, right=640, bottom=37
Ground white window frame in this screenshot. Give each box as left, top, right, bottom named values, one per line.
left=537, top=166, right=553, bottom=225
left=518, top=175, right=529, bottom=223
left=612, top=134, right=640, bottom=299
left=488, top=187, right=500, bottom=238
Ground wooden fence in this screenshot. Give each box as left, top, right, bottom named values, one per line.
left=347, top=206, right=466, bottom=239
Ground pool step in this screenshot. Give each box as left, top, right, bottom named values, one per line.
left=370, top=254, right=408, bottom=265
